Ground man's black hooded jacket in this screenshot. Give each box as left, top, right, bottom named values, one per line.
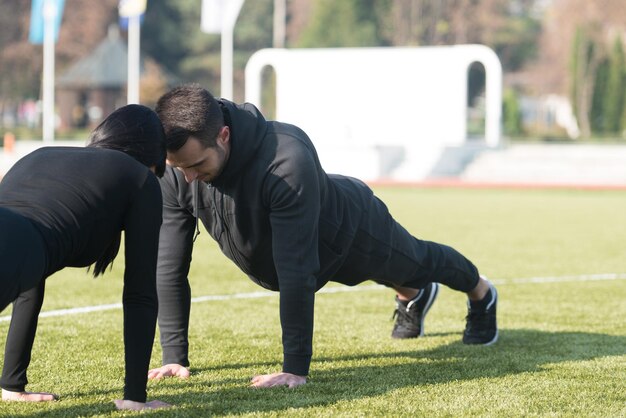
left=157, top=99, right=378, bottom=376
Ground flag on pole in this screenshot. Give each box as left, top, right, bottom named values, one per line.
left=119, top=0, right=146, bottom=105
left=118, top=0, right=147, bottom=17
left=119, top=0, right=146, bottom=30
left=201, top=0, right=245, bottom=34
left=119, top=14, right=145, bottom=30
left=29, top=0, right=65, bottom=44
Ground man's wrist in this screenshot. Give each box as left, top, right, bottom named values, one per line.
left=162, top=346, right=190, bottom=367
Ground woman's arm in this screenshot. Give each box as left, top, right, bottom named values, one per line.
left=119, top=174, right=163, bottom=403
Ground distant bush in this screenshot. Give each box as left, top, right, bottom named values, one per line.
left=503, top=88, right=523, bottom=137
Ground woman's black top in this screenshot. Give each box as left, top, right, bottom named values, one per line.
left=0, top=147, right=162, bottom=402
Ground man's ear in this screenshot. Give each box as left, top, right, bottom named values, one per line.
left=218, top=126, right=230, bottom=145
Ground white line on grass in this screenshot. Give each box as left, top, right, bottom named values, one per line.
left=1, top=272, right=626, bottom=323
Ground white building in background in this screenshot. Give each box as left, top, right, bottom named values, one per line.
left=245, top=45, right=503, bottom=181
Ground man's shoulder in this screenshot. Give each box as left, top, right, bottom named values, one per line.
left=265, top=121, right=316, bottom=157
left=267, top=120, right=307, bottom=140
left=159, top=166, right=192, bottom=193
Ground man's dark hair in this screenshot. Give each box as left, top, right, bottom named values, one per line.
left=85, top=104, right=166, bottom=277
left=87, top=104, right=167, bottom=177
left=155, top=84, right=225, bottom=151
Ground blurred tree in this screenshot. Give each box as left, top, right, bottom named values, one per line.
left=0, top=0, right=118, bottom=100
left=56, top=0, right=118, bottom=62
left=232, top=0, right=274, bottom=100
left=588, top=37, right=626, bottom=136
left=0, top=1, right=40, bottom=100
left=141, top=0, right=273, bottom=100
left=569, top=21, right=626, bottom=138
left=569, top=25, right=603, bottom=138
left=620, top=77, right=626, bottom=139
left=141, top=0, right=219, bottom=91
left=380, top=0, right=444, bottom=46
left=485, top=6, right=541, bottom=71
left=602, top=37, right=625, bottom=135
left=286, top=0, right=309, bottom=46
left=297, top=0, right=384, bottom=47
left=141, top=1, right=200, bottom=77
left=376, top=0, right=540, bottom=71
left=502, top=88, right=523, bottom=136
left=590, top=57, right=608, bottom=134
left=140, top=59, right=170, bottom=108
left=532, top=0, right=626, bottom=109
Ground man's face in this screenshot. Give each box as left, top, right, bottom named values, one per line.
left=166, top=127, right=230, bottom=183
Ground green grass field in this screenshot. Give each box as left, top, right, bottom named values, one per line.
left=0, top=186, right=625, bottom=417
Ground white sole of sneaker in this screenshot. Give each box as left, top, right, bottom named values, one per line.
left=479, top=282, right=498, bottom=345
left=481, top=329, right=499, bottom=346
left=418, top=283, right=440, bottom=337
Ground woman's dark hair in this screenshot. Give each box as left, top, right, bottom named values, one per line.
left=86, top=104, right=166, bottom=276
left=155, top=84, right=224, bottom=151
left=87, top=104, right=166, bottom=177
left=90, top=234, right=121, bottom=277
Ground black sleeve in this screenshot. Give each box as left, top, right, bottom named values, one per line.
left=0, top=280, right=45, bottom=392
left=266, top=147, right=321, bottom=377
left=121, top=174, right=162, bottom=402
left=156, top=168, right=196, bottom=367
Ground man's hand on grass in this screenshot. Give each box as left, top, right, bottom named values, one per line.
left=148, top=363, right=190, bottom=380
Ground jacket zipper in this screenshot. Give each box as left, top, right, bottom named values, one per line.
left=210, top=185, right=250, bottom=274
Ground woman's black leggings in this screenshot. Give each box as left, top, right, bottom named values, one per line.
left=0, top=207, right=46, bottom=312
left=0, top=207, right=47, bottom=392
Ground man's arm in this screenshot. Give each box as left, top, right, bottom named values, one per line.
left=257, top=142, right=322, bottom=387
left=153, top=167, right=197, bottom=373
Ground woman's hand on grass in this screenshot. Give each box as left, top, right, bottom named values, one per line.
left=251, top=372, right=306, bottom=388
left=1, top=388, right=58, bottom=402
left=114, top=399, right=171, bottom=410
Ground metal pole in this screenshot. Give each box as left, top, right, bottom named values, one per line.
left=201, top=0, right=244, bottom=100
left=42, top=0, right=56, bottom=143
left=273, top=0, right=286, bottom=48
left=221, top=27, right=233, bottom=99
left=127, top=14, right=140, bottom=104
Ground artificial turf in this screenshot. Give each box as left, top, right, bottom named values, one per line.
left=0, top=186, right=624, bottom=417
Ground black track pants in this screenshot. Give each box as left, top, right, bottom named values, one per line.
left=331, top=194, right=480, bottom=292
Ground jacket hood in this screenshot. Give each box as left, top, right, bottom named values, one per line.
left=212, top=99, right=268, bottom=186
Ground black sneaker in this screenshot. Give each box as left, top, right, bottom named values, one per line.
left=391, top=282, right=440, bottom=339
left=463, top=282, right=498, bottom=345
